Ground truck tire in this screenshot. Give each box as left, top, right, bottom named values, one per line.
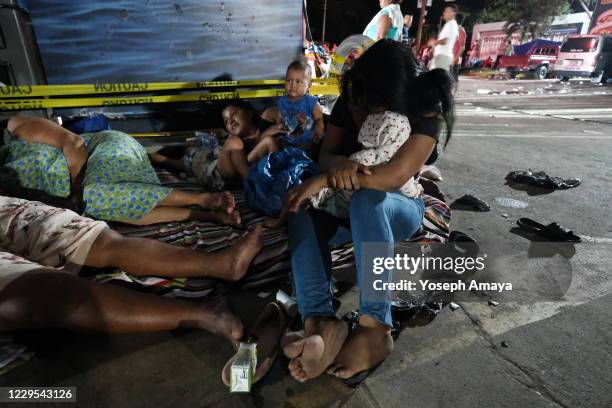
left=536, top=65, right=548, bottom=80
left=592, top=70, right=608, bottom=84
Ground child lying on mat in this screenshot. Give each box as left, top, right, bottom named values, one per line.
left=149, top=100, right=284, bottom=190
left=261, top=60, right=325, bottom=154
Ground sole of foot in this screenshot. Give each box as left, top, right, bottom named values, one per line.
left=327, top=324, right=393, bottom=379
left=283, top=317, right=349, bottom=383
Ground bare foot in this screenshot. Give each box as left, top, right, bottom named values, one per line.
left=210, top=210, right=242, bottom=227
left=327, top=319, right=393, bottom=379
left=200, top=192, right=235, bottom=214
left=224, top=224, right=263, bottom=281
left=283, top=317, right=348, bottom=382
left=195, top=298, right=244, bottom=347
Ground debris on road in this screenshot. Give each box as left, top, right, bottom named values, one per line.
left=501, top=340, right=510, bottom=348
left=495, top=197, right=528, bottom=209
left=449, top=302, right=460, bottom=311
left=488, top=300, right=499, bottom=307
left=477, top=89, right=491, bottom=95
left=501, top=214, right=509, bottom=219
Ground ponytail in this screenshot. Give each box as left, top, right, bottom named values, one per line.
left=406, top=68, right=455, bottom=148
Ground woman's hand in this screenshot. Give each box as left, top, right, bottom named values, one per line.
left=326, top=157, right=371, bottom=190
left=284, top=175, right=327, bottom=213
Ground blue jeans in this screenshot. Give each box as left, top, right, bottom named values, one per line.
left=288, top=188, right=425, bottom=327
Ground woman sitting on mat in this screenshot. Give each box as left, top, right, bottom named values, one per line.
left=281, top=39, right=454, bottom=382
left=149, top=100, right=283, bottom=190
left=0, top=195, right=264, bottom=344
left=1, top=116, right=240, bottom=226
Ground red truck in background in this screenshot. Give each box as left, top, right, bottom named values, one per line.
left=498, top=40, right=562, bottom=80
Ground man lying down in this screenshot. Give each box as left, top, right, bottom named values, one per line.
left=0, top=194, right=262, bottom=345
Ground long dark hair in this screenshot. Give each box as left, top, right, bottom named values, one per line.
left=341, top=39, right=455, bottom=147
left=0, top=166, right=75, bottom=209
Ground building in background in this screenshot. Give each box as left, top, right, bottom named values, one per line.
left=471, top=12, right=591, bottom=63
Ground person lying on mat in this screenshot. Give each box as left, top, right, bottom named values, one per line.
left=281, top=40, right=454, bottom=382
left=0, top=195, right=264, bottom=344
left=149, top=100, right=283, bottom=190
left=1, top=117, right=240, bottom=226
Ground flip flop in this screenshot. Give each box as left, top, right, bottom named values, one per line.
left=453, top=194, right=490, bottom=212
left=221, top=302, right=289, bottom=387
left=517, top=218, right=581, bottom=242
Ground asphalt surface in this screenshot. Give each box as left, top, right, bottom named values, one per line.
left=1, top=77, right=611, bottom=408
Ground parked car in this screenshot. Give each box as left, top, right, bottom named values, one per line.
left=552, top=34, right=612, bottom=83
left=499, top=41, right=561, bottom=80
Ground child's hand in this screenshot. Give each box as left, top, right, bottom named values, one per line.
left=296, top=112, right=308, bottom=125
left=262, top=123, right=286, bottom=139
left=284, top=175, right=327, bottom=213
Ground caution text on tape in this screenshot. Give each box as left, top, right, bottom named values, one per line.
left=0, top=85, right=340, bottom=111
left=0, top=78, right=338, bottom=98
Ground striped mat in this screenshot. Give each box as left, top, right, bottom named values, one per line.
left=92, top=169, right=451, bottom=299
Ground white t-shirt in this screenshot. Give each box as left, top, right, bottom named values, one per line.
left=363, top=4, right=403, bottom=41
left=434, top=19, right=459, bottom=57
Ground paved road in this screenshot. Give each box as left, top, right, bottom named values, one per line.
left=1, top=78, right=610, bottom=408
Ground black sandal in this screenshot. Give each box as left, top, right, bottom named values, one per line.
left=517, top=218, right=581, bottom=242
left=453, top=194, right=490, bottom=212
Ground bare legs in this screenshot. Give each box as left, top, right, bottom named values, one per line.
left=218, top=135, right=280, bottom=181
left=85, top=225, right=263, bottom=281
left=148, top=152, right=187, bottom=173
left=119, top=190, right=240, bottom=227
left=0, top=269, right=243, bottom=344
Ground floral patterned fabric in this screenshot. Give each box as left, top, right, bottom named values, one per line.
left=4, top=130, right=171, bottom=221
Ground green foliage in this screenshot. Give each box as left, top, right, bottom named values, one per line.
left=472, top=0, right=573, bottom=39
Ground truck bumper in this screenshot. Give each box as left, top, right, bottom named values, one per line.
left=552, top=70, right=593, bottom=78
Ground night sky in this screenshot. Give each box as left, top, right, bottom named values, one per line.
left=304, top=0, right=580, bottom=45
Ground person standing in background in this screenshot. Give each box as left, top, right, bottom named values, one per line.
left=452, top=14, right=467, bottom=85
left=363, top=0, right=404, bottom=42
left=401, top=14, right=413, bottom=45
left=431, top=3, right=459, bottom=72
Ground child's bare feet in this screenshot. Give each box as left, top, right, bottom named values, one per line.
left=224, top=224, right=263, bottom=281
left=200, top=192, right=235, bottom=214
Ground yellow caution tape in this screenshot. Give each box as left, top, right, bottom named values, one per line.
left=0, top=78, right=338, bottom=98
left=0, top=85, right=339, bottom=111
